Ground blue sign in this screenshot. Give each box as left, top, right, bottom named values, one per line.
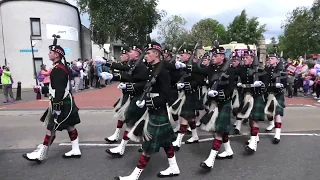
left=63, top=48, right=70, bottom=55
left=20, top=49, right=38, bottom=53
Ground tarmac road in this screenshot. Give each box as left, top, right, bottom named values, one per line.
left=1, top=107, right=320, bottom=180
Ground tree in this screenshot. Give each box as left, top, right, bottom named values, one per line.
left=278, top=7, right=313, bottom=58
left=190, top=18, right=228, bottom=46
left=270, top=37, right=277, bottom=44
left=77, top=0, right=165, bottom=46
left=157, top=15, right=188, bottom=47
left=266, top=37, right=278, bottom=54
left=227, top=9, right=266, bottom=45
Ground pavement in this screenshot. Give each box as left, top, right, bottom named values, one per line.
left=1, top=83, right=320, bottom=110
left=1, top=107, right=320, bottom=180
left=0, top=83, right=121, bottom=110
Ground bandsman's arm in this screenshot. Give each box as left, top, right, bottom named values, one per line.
left=51, top=68, right=68, bottom=103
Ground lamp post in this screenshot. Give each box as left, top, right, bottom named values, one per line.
left=30, top=35, right=38, bottom=85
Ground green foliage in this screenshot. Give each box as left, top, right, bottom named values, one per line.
left=190, top=18, right=228, bottom=46
left=227, top=9, right=266, bottom=45
left=76, top=0, right=165, bottom=46
left=157, top=15, right=188, bottom=47
left=278, top=1, right=320, bottom=58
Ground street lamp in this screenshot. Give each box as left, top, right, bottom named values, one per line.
left=30, top=35, right=38, bottom=85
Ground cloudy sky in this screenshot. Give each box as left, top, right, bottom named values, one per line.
left=67, top=0, right=314, bottom=44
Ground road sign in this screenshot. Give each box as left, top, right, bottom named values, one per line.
left=19, top=49, right=38, bottom=53
left=63, top=48, right=70, bottom=55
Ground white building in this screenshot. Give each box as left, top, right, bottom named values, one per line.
left=0, top=0, right=85, bottom=88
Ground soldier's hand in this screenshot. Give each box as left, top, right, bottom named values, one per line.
left=136, top=100, right=145, bottom=108
left=253, top=81, right=263, bottom=87
left=208, top=90, right=218, bottom=97
left=117, top=83, right=127, bottom=90
left=275, top=83, right=284, bottom=88
left=176, top=83, right=185, bottom=89
left=237, top=83, right=242, bottom=87
left=175, top=61, right=186, bottom=69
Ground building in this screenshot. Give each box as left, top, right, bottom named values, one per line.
left=0, top=0, right=91, bottom=88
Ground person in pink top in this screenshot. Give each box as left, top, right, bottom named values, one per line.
left=40, top=64, right=51, bottom=97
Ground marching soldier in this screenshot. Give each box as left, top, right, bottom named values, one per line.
left=236, top=48, right=266, bottom=154
left=103, top=45, right=149, bottom=157
left=264, top=52, right=287, bottom=144
left=23, top=36, right=82, bottom=163
left=115, top=41, right=180, bottom=180
left=178, top=44, right=236, bottom=168
left=264, top=58, right=276, bottom=132
left=105, top=46, right=131, bottom=143
left=230, top=52, right=243, bottom=134
left=170, top=45, right=205, bottom=151
left=162, top=48, right=181, bottom=125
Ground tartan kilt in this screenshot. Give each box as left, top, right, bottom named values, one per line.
left=250, top=95, right=265, bottom=121
left=180, top=91, right=198, bottom=120
left=275, top=93, right=285, bottom=116
left=46, top=96, right=81, bottom=131
left=215, top=101, right=232, bottom=134
left=124, top=96, right=147, bottom=128
left=196, top=88, right=205, bottom=110
left=142, top=110, right=175, bottom=154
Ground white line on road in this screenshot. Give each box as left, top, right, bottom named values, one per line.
left=59, top=132, right=320, bottom=147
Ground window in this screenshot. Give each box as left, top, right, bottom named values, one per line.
left=30, top=18, right=41, bottom=36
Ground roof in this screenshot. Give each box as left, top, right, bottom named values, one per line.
left=0, top=0, right=75, bottom=8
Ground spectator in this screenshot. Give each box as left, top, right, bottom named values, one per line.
left=0, top=66, right=3, bottom=89
left=39, top=64, right=51, bottom=97
left=1, top=66, right=14, bottom=103
left=83, top=59, right=89, bottom=89
left=72, top=61, right=81, bottom=92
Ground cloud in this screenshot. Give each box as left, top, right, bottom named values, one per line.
left=151, top=0, right=314, bottom=42
left=67, top=0, right=314, bottom=43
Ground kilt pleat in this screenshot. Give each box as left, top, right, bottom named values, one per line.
left=215, top=101, right=232, bottom=134
left=124, top=96, right=147, bottom=128
left=46, top=96, right=81, bottom=131
left=250, top=95, right=265, bottom=121
left=142, top=110, right=175, bottom=154
left=180, top=92, right=198, bottom=119
left=275, top=93, right=285, bottom=116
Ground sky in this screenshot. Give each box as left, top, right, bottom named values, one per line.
left=67, top=0, right=314, bottom=44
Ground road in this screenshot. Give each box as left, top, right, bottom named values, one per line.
left=1, top=106, right=320, bottom=180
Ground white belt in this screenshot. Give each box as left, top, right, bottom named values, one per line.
left=149, top=93, right=159, bottom=98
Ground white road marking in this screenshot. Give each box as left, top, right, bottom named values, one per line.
left=0, top=107, right=7, bottom=110
left=59, top=132, right=320, bottom=147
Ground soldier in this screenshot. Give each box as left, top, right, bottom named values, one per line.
left=264, top=52, right=286, bottom=144
left=170, top=45, right=205, bottom=151
left=162, top=48, right=181, bottom=125
left=196, top=53, right=211, bottom=127
left=103, top=45, right=149, bottom=157
left=114, top=41, right=179, bottom=180
left=264, top=58, right=276, bottom=132
left=230, top=52, right=243, bottom=134
left=236, top=48, right=266, bottom=154
left=22, top=37, right=82, bottom=163
left=178, top=45, right=236, bottom=167
left=105, top=47, right=131, bottom=143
